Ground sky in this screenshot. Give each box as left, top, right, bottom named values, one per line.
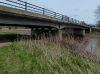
left=25, top=0, right=100, bottom=25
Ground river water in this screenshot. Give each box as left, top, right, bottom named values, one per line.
left=85, top=35, right=100, bottom=56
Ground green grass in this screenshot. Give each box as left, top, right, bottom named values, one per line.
left=91, top=29, right=100, bottom=35
left=0, top=32, right=17, bottom=35
left=0, top=32, right=18, bottom=41
left=0, top=40, right=100, bottom=74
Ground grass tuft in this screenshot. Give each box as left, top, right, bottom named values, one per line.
left=0, top=38, right=100, bottom=74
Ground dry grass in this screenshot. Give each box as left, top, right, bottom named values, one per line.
left=0, top=36, right=100, bottom=74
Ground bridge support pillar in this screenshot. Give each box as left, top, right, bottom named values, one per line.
left=58, top=29, right=63, bottom=40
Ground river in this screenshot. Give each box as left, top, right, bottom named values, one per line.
left=85, top=35, right=100, bottom=56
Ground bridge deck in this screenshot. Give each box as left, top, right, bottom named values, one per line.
left=0, top=0, right=91, bottom=28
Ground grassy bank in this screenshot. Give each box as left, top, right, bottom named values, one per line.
left=91, top=28, right=100, bottom=35
left=0, top=39, right=100, bottom=74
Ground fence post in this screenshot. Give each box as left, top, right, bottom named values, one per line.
left=43, top=8, right=45, bottom=15
left=67, top=17, right=69, bottom=22
left=62, top=15, right=64, bottom=20
left=25, top=1, right=27, bottom=10
left=54, top=12, right=56, bottom=18
left=71, top=18, right=73, bottom=23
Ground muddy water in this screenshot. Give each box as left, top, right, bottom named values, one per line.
left=85, top=35, right=100, bottom=56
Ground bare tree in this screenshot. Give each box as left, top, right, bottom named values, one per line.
left=96, top=21, right=100, bottom=27
left=95, top=4, right=100, bottom=19
left=95, top=4, right=100, bottom=27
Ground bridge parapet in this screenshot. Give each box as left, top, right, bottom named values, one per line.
left=0, top=0, right=90, bottom=27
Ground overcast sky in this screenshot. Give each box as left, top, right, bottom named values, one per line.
left=24, top=0, right=100, bottom=24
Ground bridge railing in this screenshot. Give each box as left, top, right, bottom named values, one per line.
left=0, top=0, right=87, bottom=26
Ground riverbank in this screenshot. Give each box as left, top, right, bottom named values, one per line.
left=87, top=34, right=100, bottom=57
left=0, top=39, right=100, bottom=74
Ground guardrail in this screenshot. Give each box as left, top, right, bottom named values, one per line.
left=0, top=0, right=87, bottom=26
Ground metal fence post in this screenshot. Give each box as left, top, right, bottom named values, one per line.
left=25, top=1, right=27, bottom=10
left=54, top=12, right=56, bottom=18
left=43, top=8, right=45, bottom=15
left=67, top=17, right=69, bottom=22
left=62, top=15, right=64, bottom=20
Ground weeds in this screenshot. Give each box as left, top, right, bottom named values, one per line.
left=0, top=36, right=100, bottom=74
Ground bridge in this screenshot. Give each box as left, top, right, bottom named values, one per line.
left=0, top=0, right=92, bottom=39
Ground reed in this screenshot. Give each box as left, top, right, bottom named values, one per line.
left=0, top=36, right=100, bottom=74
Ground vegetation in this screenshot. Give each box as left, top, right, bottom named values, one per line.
left=96, top=21, right=100, bottom=27
left=0, top=38, right=100, bottom=74
left=0, top=32, right=18, bottom=41
left=0, top=32, right=16, bottom=35
left=91, top=28, right=100, bottom=35
left=95, top=4, right=100, bottom=27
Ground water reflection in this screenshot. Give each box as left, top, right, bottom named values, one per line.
left=85, top=35, right=100, bottom=56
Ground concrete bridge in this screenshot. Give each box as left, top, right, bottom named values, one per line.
left=0, top=0, right=92, bottom=38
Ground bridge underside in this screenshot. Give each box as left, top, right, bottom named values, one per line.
left=0, top=12, right=91, bottom=39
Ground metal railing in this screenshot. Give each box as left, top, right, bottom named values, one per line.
left=0, top=0, right=87, bottom=26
